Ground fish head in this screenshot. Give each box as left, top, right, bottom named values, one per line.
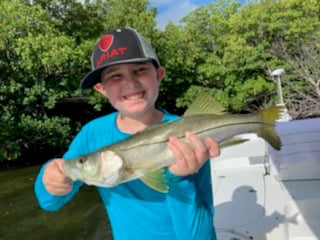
left=63, top=150, right=123, bottom=188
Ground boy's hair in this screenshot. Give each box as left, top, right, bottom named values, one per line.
left=80, top=27, right=160, bottom=89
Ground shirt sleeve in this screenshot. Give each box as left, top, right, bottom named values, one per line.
left=34, top=125, right=90, bottom=211
left=34, top=164, right=83, bottom=211
left=165, top=160, right=216, bottom=240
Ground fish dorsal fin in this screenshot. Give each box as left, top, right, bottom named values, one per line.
left=183, top=91, right=226, bottom=116
left=140, top=168, right=168, bottom=193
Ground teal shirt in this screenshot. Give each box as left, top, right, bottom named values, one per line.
left=34, top=111, right=216, bottom=240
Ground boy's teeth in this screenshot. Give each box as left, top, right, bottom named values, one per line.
left=126, top=93, right=143, bottom=100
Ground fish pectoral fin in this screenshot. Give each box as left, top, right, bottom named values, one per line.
left=140, top=168, right=168, bottom=193
left=220, top=137, right=250, bottom=148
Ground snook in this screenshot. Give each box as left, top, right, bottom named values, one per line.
left=63, top=94, right=284, bottom=193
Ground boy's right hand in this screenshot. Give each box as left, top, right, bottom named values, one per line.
left=43, top=158, right=73, bottom=196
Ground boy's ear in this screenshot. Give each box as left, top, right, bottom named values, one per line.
left=94, top=83, right=107, bottom=97
left=156, top=66, right=166, bottom=82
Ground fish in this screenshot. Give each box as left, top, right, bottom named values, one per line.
left=63, top=93, right=284, bottom=193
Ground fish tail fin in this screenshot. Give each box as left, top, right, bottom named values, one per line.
left=259, top=125, right=281, bottom=150
left=256, top=106, right=284, bottom=150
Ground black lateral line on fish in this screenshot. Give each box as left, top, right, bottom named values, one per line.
left=174, top=121, right=275, bottom=138
left=122, top=121, right=275, bottom=148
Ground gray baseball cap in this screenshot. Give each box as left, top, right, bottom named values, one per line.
left=80, top=27, right=160, bottom=89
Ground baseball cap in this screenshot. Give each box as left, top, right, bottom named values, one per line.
left=80, top=27, right=160, bottom=89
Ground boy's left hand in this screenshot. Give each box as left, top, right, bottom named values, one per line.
left=167, top=131, right=220, bottom=176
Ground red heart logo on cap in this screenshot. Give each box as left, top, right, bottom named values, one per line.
left=98, top=35, right=114, bottom=52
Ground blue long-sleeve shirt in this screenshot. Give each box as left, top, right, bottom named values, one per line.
left=34, top=111, right=216, bottom=240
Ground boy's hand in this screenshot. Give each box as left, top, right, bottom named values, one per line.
left=167, top=131, right=220, bottom=176
left=43, top=158, right=73, bottom=196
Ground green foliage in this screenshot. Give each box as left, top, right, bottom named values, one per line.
left=0, top=0, right=88, bottom=162
left=1, top=0, right=319, bottom=164
left=101, top=0, right=157, bottom=33
left=32, top=0, right=106, bottom=41
left=179, top=0, right=320, bottom=113
left=19, top=115, right=73, bottom=146
left=155, top=24, right=201, bottom=112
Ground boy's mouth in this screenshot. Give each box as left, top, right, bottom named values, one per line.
left=123, top=92, right=145, bottom=101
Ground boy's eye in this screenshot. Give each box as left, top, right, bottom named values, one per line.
left=79, top=157, right=86, bottom=164
left=110, top=74, right=122, bottom=79
left=135, top=67, right=148, bottom=73
left=104, top=74, right=122, bottom=81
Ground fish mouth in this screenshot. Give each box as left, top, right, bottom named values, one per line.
left=62, top=163, right=78, bottom=181
left=123, top=91, right=145, bottom=101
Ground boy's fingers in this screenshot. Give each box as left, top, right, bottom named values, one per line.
left=43, top=159, right=73, bottom=195
left=205, top=137, right=220, bottom=157
left=185, top=131, right=209, bottom=163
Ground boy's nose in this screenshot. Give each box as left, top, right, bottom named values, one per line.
left=124, top=75, right=140, bottom=87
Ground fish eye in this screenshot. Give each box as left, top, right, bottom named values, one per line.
left=78, top=157, right=86, bottom=164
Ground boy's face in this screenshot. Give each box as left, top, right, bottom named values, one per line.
left=94, top=61, right=165, bottom=117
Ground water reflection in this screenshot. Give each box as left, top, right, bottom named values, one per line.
left=0, top=166, right=112, bottom=240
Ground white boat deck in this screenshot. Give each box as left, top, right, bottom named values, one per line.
left=211, top=118, right=320, bottom=240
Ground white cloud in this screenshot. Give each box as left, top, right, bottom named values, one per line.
left=149, top=0, right=198, bottom=29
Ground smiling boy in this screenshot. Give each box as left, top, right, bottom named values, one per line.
left=35, top=27, right=220, bottom=240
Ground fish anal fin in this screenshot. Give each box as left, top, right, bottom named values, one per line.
left=140, top=168, right=168, bottom=193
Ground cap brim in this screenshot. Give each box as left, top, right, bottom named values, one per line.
left=80, top=67, right=104, bottom=89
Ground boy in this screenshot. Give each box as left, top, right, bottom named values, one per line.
left=34, top=27, right=220, bottom=240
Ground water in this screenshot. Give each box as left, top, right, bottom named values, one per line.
left=0, top=165, right=112, bottom=240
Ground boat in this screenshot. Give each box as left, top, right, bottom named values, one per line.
left=212, top=117, right=320, bottom=240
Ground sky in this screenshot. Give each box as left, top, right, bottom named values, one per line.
left=149, top=0, right=245, bottom=29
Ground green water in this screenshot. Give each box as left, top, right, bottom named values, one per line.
left=0, top=166, right=112, bottom=240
